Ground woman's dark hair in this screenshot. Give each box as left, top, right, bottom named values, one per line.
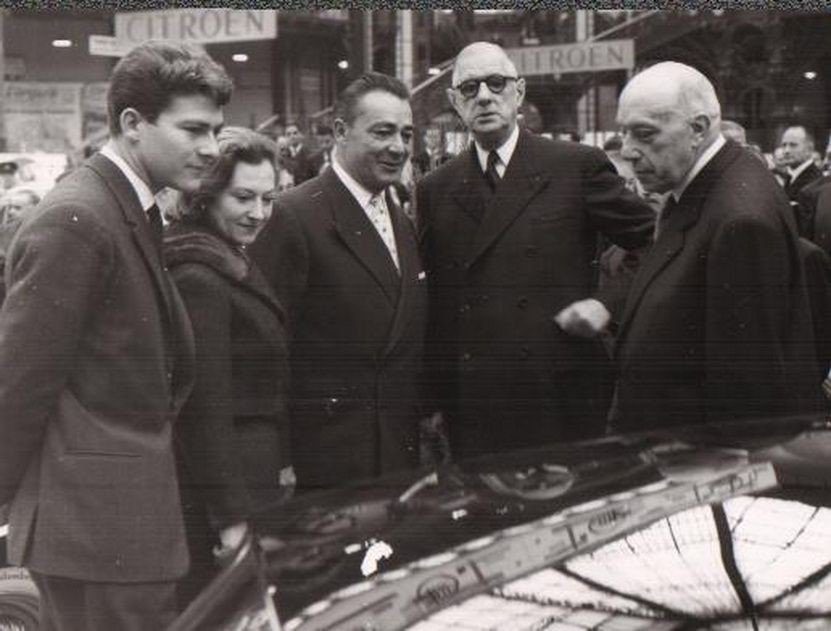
left=175, top=127, right=278, bottom=223
left=108, top=40, right=233, bottom=137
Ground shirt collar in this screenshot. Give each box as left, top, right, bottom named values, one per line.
left=671, top=134, right=726, bottom=202
left=332, top=154, right=378, bottom=209
left=475, top=124, right=520, bottom=173
left=787, top=158, right=815, bottom=181
left=99, top=142, right=156, bottom=212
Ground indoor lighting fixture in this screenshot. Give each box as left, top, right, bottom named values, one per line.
left=428, top=67, right=441, bottom=76
left=337, top=59, right=349, bottom=70
left=804, top=71, right=817, bottom=80
left=52, top=39, right=72, bottom=48
left=232, top=53, right=249, bottom=63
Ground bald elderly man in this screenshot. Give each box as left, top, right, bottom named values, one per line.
left=417, top=42, right=654, bottom=459
left=612, top=62, right=823, bottom=433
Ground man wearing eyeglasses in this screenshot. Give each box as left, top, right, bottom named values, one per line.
left=416, top=42, right=654, bottom=461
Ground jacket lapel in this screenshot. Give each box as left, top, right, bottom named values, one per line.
left=325, top=169, right=400, bottom=304
left=467, top=131, right=550, bottom=267
left=381, top=198, right=417, bottom=358
left=87, top=154, right=195, bottom=409
left=450, top=145, right=490, bottom=224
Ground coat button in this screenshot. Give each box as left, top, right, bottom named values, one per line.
left=517, top=297, right=528, bottom=309
left=461, top=352, right=472, bottom=362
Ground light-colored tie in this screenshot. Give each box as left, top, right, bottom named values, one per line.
left=367, top=194, right=400, bottom=272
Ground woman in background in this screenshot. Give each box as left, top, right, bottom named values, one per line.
left=163, top=126, right=293, bottom=606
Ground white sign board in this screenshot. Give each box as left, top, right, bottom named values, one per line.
left=89, top=35, right=133, bottom=57
left=115, top=9, right=277, bottom=45
left=4, top=83, right=83, bottom=153
left=506, top=39, right=634, bottom=77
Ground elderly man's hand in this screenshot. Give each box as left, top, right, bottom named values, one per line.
left=553, top=298, right=611, bottom=338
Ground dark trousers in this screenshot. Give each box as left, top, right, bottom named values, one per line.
left=30, top=571, right=178, bottom=631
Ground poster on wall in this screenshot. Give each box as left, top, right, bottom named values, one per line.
left=4, top=82, right=83, bottom=153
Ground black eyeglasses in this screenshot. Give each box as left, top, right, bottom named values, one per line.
left=453, top=74, right=518, bottom=99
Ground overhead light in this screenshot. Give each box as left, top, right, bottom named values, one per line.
left=804, top=71, right=817, bottom=80
left=52, top=39, right=72, bottom=48
left=428, top=66, right=441, bottom=76
left=232, top=53, right=248, bottom=63
left=337, top=59, right=349, bottom=70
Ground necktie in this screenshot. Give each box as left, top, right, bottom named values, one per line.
left=147, top=203, right=164, bottom=252
left=655, top=195, right=678, bottom=239
left=485, top=150, right=501, bottom=191
left=367, top=194, right=400, bottom=272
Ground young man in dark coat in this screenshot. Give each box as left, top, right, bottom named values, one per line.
left=416, top=42, right=654, bottom=460
left=612, top=61, right=823, bottom=433
left=251, top=73, right=427, bottom=490
left=0, top=41, right=232, bottom=629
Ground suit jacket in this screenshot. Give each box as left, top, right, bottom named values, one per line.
left=416, top=130, right=655, bottom=458
left=249, top=168, right=427, bottom=489
left=613, top=140, right=822, bottom=433
left=0, top=153, right=195, bottom=582
left=164, top=223, right=290, bottom=529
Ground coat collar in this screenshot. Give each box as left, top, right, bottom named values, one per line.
left=163, top=222, right=286, bottom=324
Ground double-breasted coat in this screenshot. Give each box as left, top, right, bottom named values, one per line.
left=416, top=131, right=655, bottom=459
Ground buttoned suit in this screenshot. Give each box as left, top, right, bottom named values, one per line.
left=250, top=168, right=427, bottom=489
left=0, top=154, right=195, bottom=584
left=416, top=131, right=654, bottom=459
left=612, top=140, right=822, bottom=433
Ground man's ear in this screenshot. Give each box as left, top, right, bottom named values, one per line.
left=119, top=108, right=144, bottom=142
left=689, top=113, right=711, bottom=140
left=333, top=117, right=349, bottom=143
left=515, top=77, right=526, bottom=109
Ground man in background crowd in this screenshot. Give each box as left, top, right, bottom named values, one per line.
left=0, top=41, right=231, bottom=629
left=413, top=125, right=451, bottom=177
left=417, top=41, right=654, bottom=461
left=779, top=125, right=823, bottom=202
left=311, top=124, right=336, bottom=175
left=251, top=72, right=427, bottom=490
left=285, top=121, right=317, bottom=184
left=612, top=61, right=822, bottom=434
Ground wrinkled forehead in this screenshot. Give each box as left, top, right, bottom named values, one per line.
left=617, top=84, right=682, bottom=126
left=453, top=48, right=517, bottom=84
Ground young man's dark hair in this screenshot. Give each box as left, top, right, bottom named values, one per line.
left=107, top=40, right=233, bottom=136
left=333, top=71, right=410, bottom=124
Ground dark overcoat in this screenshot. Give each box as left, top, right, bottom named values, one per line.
left=250, top=168, right=427, bottom=489
left=0, top=153, right=195, bottom=582
left=613, top=140, right=823, bottom=432
left=416, top=130, right=655, bottom=459
left=164, top=223, right=291, bottom=528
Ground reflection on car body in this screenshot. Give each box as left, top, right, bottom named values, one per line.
left=159, top=413, right=831, bottom=631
